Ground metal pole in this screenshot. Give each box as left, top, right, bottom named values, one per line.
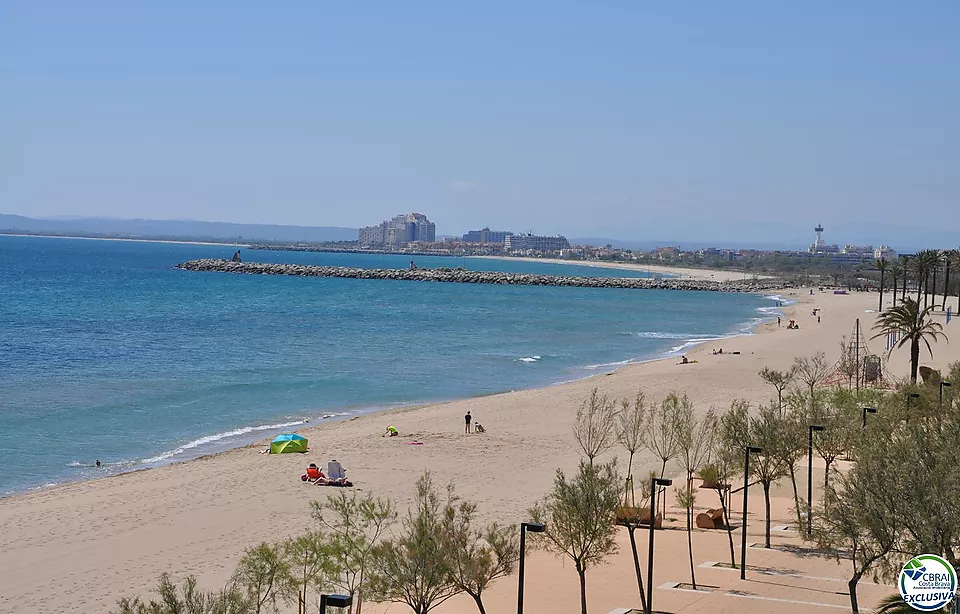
left=319, top=594, right=327, bottom=614
left=807, top=428, right=814, bottom=537
left=517, top=525, right=526, bottom=614
left=740, top=448, right=752, bottom=580
left=646, top=481, right=656, bottom=614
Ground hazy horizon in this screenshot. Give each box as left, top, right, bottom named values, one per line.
left=3, top=3, right=958, bottom=246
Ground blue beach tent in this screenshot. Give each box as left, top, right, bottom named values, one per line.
left=270, top=433, right=308, bottom=454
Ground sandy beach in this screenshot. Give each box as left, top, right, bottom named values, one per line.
left=474, top=255, right=767, bottom=282
left=2, top=286, right=957, bottom=613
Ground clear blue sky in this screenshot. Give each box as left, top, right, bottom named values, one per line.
left=2, top=2, right=958, bottom=244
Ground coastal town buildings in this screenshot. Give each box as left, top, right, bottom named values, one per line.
left=358, top=213, right=436, bottom=247
left=504, top=233, right=571, bottom=252
left=462, top=227, right=513, bottom=244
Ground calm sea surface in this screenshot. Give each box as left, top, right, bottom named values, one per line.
left=0, top=236, right=778, bottom=494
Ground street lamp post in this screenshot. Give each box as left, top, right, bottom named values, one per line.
left=319, top=594, right=352, bottom=614
left=646, top=477, right=673, bottom=614
left=740, top=446, right=762, bottom=579
left=862, top=407, right=877, bottom=428
left=941, top=382, right=952, bottom=411
left=807, top=425, right=825, bottom=536
left=517, top=522, right=546, bottom=614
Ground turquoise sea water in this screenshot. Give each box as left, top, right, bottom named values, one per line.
left=0, top=236, right=779, bottom=494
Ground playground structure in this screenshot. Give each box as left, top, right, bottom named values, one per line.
left=823, top=318, right=896, bottom=390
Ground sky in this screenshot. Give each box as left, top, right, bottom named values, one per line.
left=2, top=2, right=958, bottom=246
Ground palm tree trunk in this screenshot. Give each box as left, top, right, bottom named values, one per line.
left=943, top=261, right=950, bottom=312
left=924, top=271, right=931, bottom=308
left=878, top=269, right=885, bottom=311
left=911, top=337, right=920, bottom=383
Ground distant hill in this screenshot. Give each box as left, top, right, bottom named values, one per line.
left=0, top=214, right=358, bottom=243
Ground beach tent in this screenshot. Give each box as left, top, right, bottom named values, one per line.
left=270, top=433, right=308, bottom=454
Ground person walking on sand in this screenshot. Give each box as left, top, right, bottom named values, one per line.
left=778, top=316, right=781, bottom=327
left=464, top=411, right=472, bottom=433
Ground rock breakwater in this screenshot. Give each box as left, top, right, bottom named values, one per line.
left=175, top=259, right=787, bottom=293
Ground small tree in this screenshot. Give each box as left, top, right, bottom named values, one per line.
left=647, top=392, right=682, bottom=479
left=698, top=460, right=736, bottom=568
left=771, top=401, right=808, bottom=531
left=233, top=543, right=289, bottom=614
left=281, top=531, right=333, bottom=614
left=369, top=473, right=460, bottom=614
left=758, top=366, right=796, bottom=413
left=114, top=574, right=252, bottom=614
left=616, top=390, right=648, bottom=505
left=311, top=492, right=396, bottom=614
left=675, top=486, right=699, bottom=589
left=443, top=499, right=519, bottom=614
left=573, top=388, right=618, bottom=465
left=528, top=460, right=621, bottom=614
left=815, top=458, right=899, bottom=613
left=794, top=352, right=830, bottom=401
left=811, top=396, right=858, bottom=505
left=748, top=403, right=788, bottom=548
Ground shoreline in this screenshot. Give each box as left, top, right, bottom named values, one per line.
left=9, top=287, right=957, bottom=612
left=2, top=291, right=786, bottom=498
left=473, top=254, right=769, bottom=282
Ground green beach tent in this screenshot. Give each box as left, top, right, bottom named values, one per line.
left=270, top=433, right=308, bottom=454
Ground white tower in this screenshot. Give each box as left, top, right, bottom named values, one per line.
left=812, top=223, right=826, bottom=253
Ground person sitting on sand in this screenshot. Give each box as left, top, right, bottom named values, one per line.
left=680, top=355, right=689, bottom=364
left=383, top=425, right=399, bottom=437
left=475, top=423, right=486, bottom=433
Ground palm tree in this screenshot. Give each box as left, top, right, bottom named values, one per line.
left=930, top=251, right=941, bottom=309
left=952, top=249, right=960, bottom=313
left=889, top=262, right=903, bottom=307
left=899, top=255, right=911, bottom=301
left=943, top=249, right=958, bottom=313
left=874, top=258, right=888, bottom=311
left=872, top=594, right=947, bottom=614
left=872, top=297, right=947, bottom=383
left=914, top=250, right=940, bottom=308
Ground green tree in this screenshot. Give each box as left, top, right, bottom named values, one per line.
left=616, top=390, right=648, bottom=506
left=675, top=402, right=715, bottom=588
left=528, top=460, right=621, bottom=614
left=749, top=404, right=789, bottom=548
left=758, top=366, right=796, bottom=413
left=793, top=353, right=830, bottom=401
left=675, top=486, right=699, bottom=589
left=369, top=473, right=459, bottom=614
left=113, top=574, right=252, bottom=614
left=233, top=543, right=289, bottom=614
left=311, top=492, right=396, bottom=614
left=875, top=257, right=889, bottom=311
left=573, top=388, right=618, bottom=466
left=281, top=531, right=333, bottom=614
left=646, top=392, right=682, bottom=479
left=698, top=456, right=737, bottom=568
left=871, top=297, right=947, bottom=383
left=443, top=500, right=519, bottom=614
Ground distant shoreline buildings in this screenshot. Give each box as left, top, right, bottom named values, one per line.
left=358, top=213, right=436, bottom=248
left=807, top=223, right=897, bottom=263
left=358, top=216, right=571, bottom=255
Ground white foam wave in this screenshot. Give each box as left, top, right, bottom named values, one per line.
left=517, top=355, right=542, bottom=363
left=141, top=419, right=307, bottom=464
left=629, top=331, right=718, bottom=340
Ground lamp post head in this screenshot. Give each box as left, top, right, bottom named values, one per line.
left=522, top=522, right=546, bottom=533
left=747, top=446, right=762, bottom=454
left=864, top=407, right=877, bottom=414
left=321, top=594, right=353, bottom=608
left=943, top=382, right=953, bottom=388
left=810, top=424, right=825, bottom=432
left=653, top=477, right=673, bottom=487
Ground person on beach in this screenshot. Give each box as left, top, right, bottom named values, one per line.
left=383, top=425, right=399, bottom=437
left=778, top=316, right=781, bottom=327
left=95, top=459, right=101, bottom=468
left=231, top=250, right=241, bottom=262
left=465, top=411, right=472, bottom=433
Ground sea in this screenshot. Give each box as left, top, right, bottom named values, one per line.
left=0, top=235, right=781, bottom=495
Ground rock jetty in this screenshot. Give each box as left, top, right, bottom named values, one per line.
left=175, top=259, right=786, bottom=293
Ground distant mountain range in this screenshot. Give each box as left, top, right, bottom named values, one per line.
left=0, top=214, right=358, bottom=243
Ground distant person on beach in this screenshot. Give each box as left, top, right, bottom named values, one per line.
left=778, top=317, right=781, bottom=327
left=232, top=250, right=241, bottom=262
left=475, top=423, right=486, bottom=433
left=818, top=315, right=821, bottom=324
left=96, top=459, right=101, bottom=468
left=465, top=411, right=472, bottom=433
left=383, top=425, right=399, bottom=437
left=680, top=355, right=688, bottom=364
left=409, top=260, right=417, bottom=270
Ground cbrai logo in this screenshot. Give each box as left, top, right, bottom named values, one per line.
left=899, top=554, right=957, bottom=611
